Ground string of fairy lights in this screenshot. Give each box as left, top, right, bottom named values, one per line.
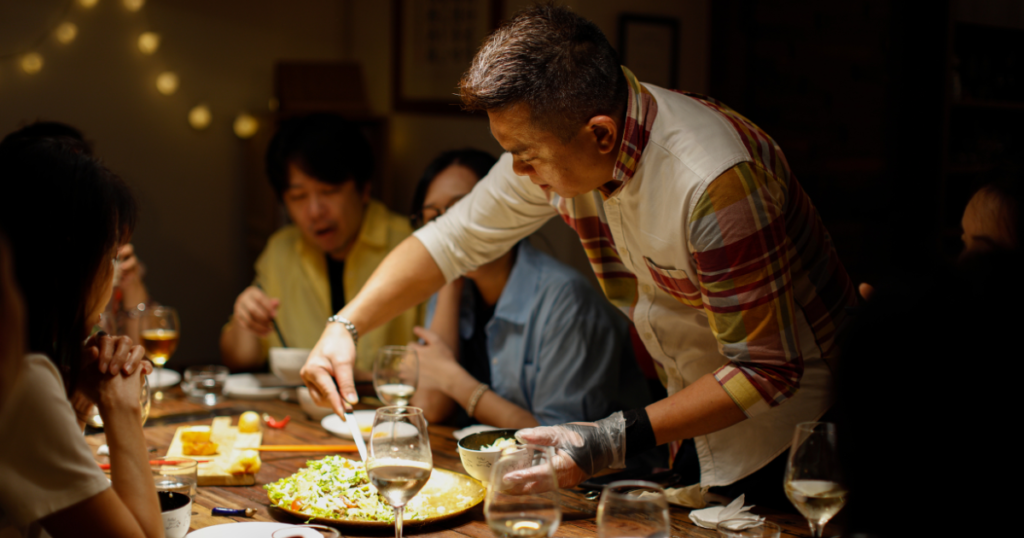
left=1, top=0, right=262, bottom=139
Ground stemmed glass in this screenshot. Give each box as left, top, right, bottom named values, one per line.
left=373, top=345, right=418, bottom=406
left=140, top=305, right=179, bottom=399
left=784, top=422, right=847, bottom=537
left=484, top=445, right=561, bottom=538
left=597, top=481, right=670, bottom=538
left=366, top=406, right=433, bottom=538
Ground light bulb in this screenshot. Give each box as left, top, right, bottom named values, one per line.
left=78, top=0, right=99, bottom=8
left=123, top=0, right=144, bottom=12
left=56, top=22, right=78, bottom=44
left=138, top=32, right=160, bottom=55
left=233, top=113, right=259, bottom=139
left=188, top=104, right=212, bottom=130
left=21, top=53, right=44, bottom=74
left=155, top=72, right=178, bottom=95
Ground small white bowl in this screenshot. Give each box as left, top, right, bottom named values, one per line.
left=456, top=428, right=521, bottom=483
left=269, top=347, right=310, bottom=385
left=296, top=386, right=335, bottom=420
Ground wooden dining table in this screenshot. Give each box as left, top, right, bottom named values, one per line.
left=85, top=385, right=841, bottom=538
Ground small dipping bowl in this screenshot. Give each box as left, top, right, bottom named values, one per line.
left=269, top=347, right=310, bottom=385
left=457, top=428, right=521, bottom=483
left=159, top=491, right=192, bottom=538
left=297, top=386, right=334, bottom=420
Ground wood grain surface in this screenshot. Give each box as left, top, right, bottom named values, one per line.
left=86, top=387, right=842, bottom=537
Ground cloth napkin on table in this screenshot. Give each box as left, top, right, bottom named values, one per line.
left=688, top=494, right=764, bottom=529
left=637, top=483, right=709, bottom=509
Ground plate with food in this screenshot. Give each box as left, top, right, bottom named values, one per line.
left=265, top=456, right=485, bottom=527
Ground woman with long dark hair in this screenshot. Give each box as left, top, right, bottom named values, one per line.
left=0, top=136, right=163, bottom=538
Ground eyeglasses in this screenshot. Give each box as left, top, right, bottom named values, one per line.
left=410, top=195, right=466, bottom=229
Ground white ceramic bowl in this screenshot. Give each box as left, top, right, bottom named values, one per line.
left=296, top=386, right=334, bottom=420
left=268, top=347, right=310, bottom=385
left=456, top=428, right=521, bottom=483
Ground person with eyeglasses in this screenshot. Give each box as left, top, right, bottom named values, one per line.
left=405, top=149, right=657, bottom=437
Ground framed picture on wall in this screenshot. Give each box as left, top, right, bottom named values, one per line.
left=392, top=0, right=503, bottom=115
left=618, top=14, right=680, bottom=90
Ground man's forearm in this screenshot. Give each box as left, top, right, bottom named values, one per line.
left=220, top=323, right=264, bottom=371
left=337, top=236, right=446, bottom=335
left=645, top=373, right=747, bottom=445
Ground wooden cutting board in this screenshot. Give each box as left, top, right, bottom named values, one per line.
left=166, top=416, right=262, bottom=486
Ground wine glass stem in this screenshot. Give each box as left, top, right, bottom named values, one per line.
left=393, top=505, right=404, bottom=538
left=808, top=519, right=824, bottom=537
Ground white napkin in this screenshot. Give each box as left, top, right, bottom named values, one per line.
left=687, top=494, right=764, bottom=529
left=637, top=484, right=709, bottom=509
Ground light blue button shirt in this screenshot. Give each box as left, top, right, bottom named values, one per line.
left=427, top=241, right=652, bottom=426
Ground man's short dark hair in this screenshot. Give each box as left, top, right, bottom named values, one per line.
left=265, top=113, right=374, bottom=199
left=459, top=3, right=627, bottom=142
left=1, top=121, right=92, bottom=155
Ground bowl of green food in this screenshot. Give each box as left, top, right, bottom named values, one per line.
left=457, top=429, right=522, bottom=483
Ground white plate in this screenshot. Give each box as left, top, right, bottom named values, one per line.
left=223, top=373, right=289, bottom=400
left=321, top=411, right=375, bottom=440
left=186, top=522, right=292, bottom=537
left=147, top=368, right=181, bottom=389
left=321, top=412, right=421, bottom=441
left=453, top=424, right=500, bottom=440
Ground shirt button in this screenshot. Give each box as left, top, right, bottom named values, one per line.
left=492, top=359, right=498, bottom=365
left=644, top=331, right=654, bottom=340
left=642, top=284, right=653, bottom=294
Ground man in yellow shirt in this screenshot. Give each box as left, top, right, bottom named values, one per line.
left=221, top=113, right=421, bottom=372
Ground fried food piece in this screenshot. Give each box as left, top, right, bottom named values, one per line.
left=238, top=411, right=261, bottom=433
left=180, top=425, right=211, bottom=443
left=183, top=440, right=219, bottom=456
left=228, top=449, right=261, bottom=474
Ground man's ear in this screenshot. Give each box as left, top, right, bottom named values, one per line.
left=587, top=115, right=619, bottom=155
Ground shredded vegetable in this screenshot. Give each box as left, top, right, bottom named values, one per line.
left=479, top=437, right=518, bottom=451
left=264, top=456, right=422, bottom=522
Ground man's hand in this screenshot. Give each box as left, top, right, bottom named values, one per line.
left=408, top=326, right=458, bottom=393
left=300, top=322, right=358, bottom=417
left=232, top=286, right=279, bottom=336
left=511, top=412, right=627, bottom=491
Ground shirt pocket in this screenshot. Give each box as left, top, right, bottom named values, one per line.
left=643, top=257, right=703, bottom=309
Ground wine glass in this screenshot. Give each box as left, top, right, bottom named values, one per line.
left=85, top=374, right=151, bottom=428
left=373, top=345, right=418, bottom=406
left=784, top=422, right=847, bottom=537
left=597, top=481, right=670, bottom=538
left=484, top=445, right=561, bottom=538
left=366, top=406, right=433, bottom=538
left=140, top=305, right=179, bottom=399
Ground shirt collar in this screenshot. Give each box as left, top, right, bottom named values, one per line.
left=600, top=66, right=659, bottom=198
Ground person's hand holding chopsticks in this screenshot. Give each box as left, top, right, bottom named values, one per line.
left=232, top=285, right=280, bottom=337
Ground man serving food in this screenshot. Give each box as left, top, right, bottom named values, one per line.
left=301, top=4, right=856, bottom=507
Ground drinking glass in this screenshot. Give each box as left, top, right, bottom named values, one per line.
left=373, top=346, right=418, bottom=406
left=152, top=457, right=198, bottom=500
left=784, top=422, right=847, bottom=537
left=366, top=406, right=433, bottom=538
left=182, top=365, right=229, bottom=405
left=84, top=374, right=151, bottom=428
left=140, top=305, right=180, bottom=397
left=597, top=481, right=670, bottom=538
left=484, top=445, right=561, bottom=538
left=716, top=520, right=781, bottom=538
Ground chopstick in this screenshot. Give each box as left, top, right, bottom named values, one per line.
left=255, top=445, right=359, bottom=452
left=254, top=282, right=288, bottom=348
left=98, top=458, right=211, bottom=470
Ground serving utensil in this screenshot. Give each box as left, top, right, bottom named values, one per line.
left=346, top=410, right=368, bottom=462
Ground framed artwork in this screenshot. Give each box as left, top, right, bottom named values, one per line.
left=392, top=0, right=504, bottom=114
left=618, top=14, right=680, bottom=90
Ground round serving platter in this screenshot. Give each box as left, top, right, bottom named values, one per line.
left=268, top=467, right=486, bottom=528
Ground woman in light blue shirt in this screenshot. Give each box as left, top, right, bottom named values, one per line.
left=407, top=149, right=653, bottom=429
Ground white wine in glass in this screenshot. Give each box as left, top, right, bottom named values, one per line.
left=485, top=445, right=561, bottom=538
left=366, top=406, right=432, bottom=538
left=140, top=305, right=179, bottom=395
left=784, top=422, right=847, bottom=537
left=373, top=346, right=418, bottom=406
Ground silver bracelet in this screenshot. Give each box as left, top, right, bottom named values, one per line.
left=465, top=383, right=490, bottom=418
left=326, top=314, right=359, bottom=347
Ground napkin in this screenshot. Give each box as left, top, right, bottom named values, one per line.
left=637, top=483, right=709, bottom=509
left=453, top=424, right=499, bottom=440
left=687, top=494, right=764, bottom=529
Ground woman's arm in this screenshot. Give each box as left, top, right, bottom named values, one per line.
left=411, top=326, right=538, bottom=429
left=408, top=280, right=464, bottom=422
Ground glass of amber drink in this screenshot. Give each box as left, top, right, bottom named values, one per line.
left=140, top=305, right=180, bottom=399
